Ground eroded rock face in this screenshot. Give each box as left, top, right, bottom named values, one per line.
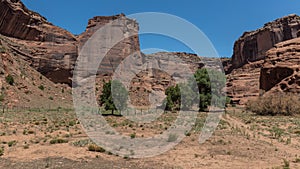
left=1, top=33, right=78, bottom=85
left=0, top=37, right=73, bottom=108
left=0, top=0, right=76, bottom=42
left=226, top=60, right=263, bottom=105
left=0, top=0, right=78, bottom=85
left=78, top=14, right=141, bottom=76
left=232, top=14, right=300, bottom=68
left=260, top=37, right=300, bottom=94
left=0, top=0, right=142, bottom=85
left=227, top=15, right=300, bottom=105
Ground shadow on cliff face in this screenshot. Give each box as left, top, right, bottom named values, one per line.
left=260, top=67, right=294, bottom=92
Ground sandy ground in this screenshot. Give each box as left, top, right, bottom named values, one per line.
left=1, top=107, right=300, bottom=169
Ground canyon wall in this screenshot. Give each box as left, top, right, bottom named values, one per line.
left=232, top=14, right=300, bottom=69
left=0, top=0, right=141, bottom=85
left=0, top=0, right=75, bottom=42
left=260, top=37, right=300, bottom=94
left=78, top=14, right=141, bottom=76
left=227, top=14, right=300, bottom=104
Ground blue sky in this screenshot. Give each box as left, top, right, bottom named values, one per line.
left=22, top=0, right=300, bottom=57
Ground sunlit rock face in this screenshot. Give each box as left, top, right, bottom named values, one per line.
left=232, top=14, right=300, bottom=69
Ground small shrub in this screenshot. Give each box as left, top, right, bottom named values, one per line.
left=283, top=159, right=290, bottom=169
left=88, top=144, right=105, bottom=152
left=48, top=96, right=53, bottom=100
left=269, top=126, right=284, bottom=139
left=49, top=138, right=68, bottom=144
left=130, top=133, right=136, bottom=139
left=72, top=139, right=91, bottom=147
left=8, top=140, right=17, bottom=147
left=5, top=75, right=14, bottom=85
left=246, top=93, right=300, bottom=116
left=0, top=146, right=3, bottom=156
left=38, top=85, right=45, bottom=91
left=68, top=121, right=76, bottom=126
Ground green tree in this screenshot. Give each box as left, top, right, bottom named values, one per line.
left=164, top=83, right=198, bottom=111
left=165, top=84, right=180, bottom=111
left=193, top=68, right=227, bottom=111
left=111, top=80, right=128, bottom=113
left=165, top=68, right=227, bottom=112
left=99, top=80, right=128, bottom=115
left=193, top=69, right=211, bottom=111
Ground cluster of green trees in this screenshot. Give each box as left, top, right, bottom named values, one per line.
left=99, top=68, right=229, bottom=115
left=164, top=68, right=229, bottom=111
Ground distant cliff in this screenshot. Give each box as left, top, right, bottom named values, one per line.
left=227, top=14, right=300, bottom=104
left=0, top=0, right=140, bottom=85
left=232, top=14, right=300, bottom=69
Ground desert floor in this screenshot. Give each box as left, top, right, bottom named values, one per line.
left=0, top=107, right=299, bottom=169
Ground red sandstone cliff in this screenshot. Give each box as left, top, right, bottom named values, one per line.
left=232, top=14, right=300, bottom=69
left=227, top=15, right=300, bottom=105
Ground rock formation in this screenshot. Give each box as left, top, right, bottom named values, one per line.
left=260, top=37, right=300, bottom=94
left=227, top=14, right=300, bottom=105
left=226, top=60, right=263, bottom=104
left=232, top=14, right=300, bottom=69
left=1, top=0, right=299, bottom=107
left=0, top=0, right=78, bottom=85
left=0, top=35, right=72, bottom=108
left=0, top=0, right=75, bottom=42
left=78, top=14, right=141, bottom=76
left=0, top=0, right=141, bottom=85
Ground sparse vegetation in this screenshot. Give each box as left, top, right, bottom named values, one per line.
left=8, top=140, right=17, bottom=147
left=5, top=74, right=14, bottom=85
left=0, top=146, right=4, bottom=156
left=283, top=159, right=290, bottom=169
left=246, top=93, right=300, bottom=116
left=72, top=139, right=92, bottom=147
left=49, top=138, right=68, bottom=144
left=38, top=85, right=45, bottom=91
left=130, top=133, right=136, bottom=139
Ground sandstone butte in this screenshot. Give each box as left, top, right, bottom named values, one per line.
left=0, top=0, right=299, bottom=107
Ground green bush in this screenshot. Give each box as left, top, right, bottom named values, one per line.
left=246, top=93, right=300, bottom=116
left=5, top=75, right=14, bottom=85
left=50, top=138, right=68, bottom=144
left=0, top=146, right=4, bottom=156
left=38, top=85, right=45, bottom=91
left=7, top=140, right=17, bottom=147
